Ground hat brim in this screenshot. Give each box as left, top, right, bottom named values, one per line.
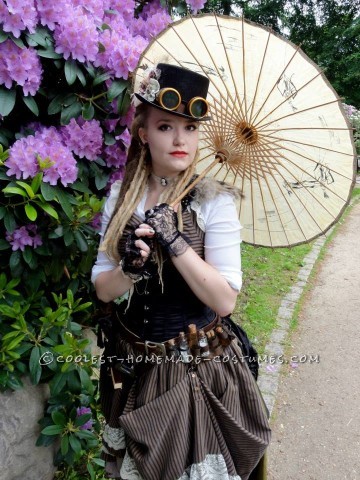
left=134, top=93, right=211, bottom=122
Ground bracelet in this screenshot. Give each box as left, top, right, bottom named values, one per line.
left=119, top=259, right=143, bottom=283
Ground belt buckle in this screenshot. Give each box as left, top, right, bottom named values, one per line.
left=144, top=340, right=167, bottom=357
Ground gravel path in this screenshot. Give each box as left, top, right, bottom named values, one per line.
left=267, top=201, right=360, bottom=480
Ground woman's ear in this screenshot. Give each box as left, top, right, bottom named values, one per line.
left=138, top=127, right=147, bottom=145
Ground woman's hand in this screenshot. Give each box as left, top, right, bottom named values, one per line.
left=145, top=203, right=189, bottom=257
left=121, top=224, right=155, bottom=279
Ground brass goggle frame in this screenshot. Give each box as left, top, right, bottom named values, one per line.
left=156, top=88, right=209, bottom=119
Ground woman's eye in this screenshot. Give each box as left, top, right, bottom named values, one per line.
left=187, top=124, right=198, bottom=131
left=159, top=124, right=171, bottom=131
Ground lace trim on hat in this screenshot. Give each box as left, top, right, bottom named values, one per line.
left=138, top=65, right=161, bottom=102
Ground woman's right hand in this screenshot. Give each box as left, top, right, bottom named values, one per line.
left=121, top=224, right=155, bottom=274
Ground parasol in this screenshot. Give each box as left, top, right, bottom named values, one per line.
left=133, top=14, right=357, bottom=247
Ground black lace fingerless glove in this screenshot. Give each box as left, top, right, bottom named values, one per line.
left=145, top=203, right=189, bottom=257
left=120, top=233, right=153, bottom=282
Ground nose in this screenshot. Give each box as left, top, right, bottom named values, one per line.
left=173, top=127, right=185, bottom=146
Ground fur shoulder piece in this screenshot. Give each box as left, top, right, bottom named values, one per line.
left=190, top=177, right=243, bottom=204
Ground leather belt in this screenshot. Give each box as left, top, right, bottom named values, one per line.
left=115, top=313, right=220, bottom=356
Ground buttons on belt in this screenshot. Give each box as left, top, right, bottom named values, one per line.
left=144, top=305, right=149, bottom=311
left=144, top=290, right=149, bottom=295
left=144, top=319, right=149, bottom=324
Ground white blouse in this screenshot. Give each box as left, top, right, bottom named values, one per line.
left=91, top=181, right=243, bottom=292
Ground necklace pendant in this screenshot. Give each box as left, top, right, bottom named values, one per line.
left=160, top=177, right=168, bottom=186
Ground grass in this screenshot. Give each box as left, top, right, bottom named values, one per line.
left=232, top=241, right=313, bottom=353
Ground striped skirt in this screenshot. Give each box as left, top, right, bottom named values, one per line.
left=100, top=335, right=271, bottom=480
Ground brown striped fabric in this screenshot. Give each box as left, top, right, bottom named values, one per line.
left=118, top=339, right=270, bottom=480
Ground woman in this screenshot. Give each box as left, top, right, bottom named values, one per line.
left=92, top=63, right=271, bottom=480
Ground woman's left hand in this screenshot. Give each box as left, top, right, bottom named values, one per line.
left=145, top=203, right=189, bottom=257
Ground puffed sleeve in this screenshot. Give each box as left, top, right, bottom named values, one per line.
left=201, top=193, right=242, bottom=292
left=91, top=181, right=122, bottom=284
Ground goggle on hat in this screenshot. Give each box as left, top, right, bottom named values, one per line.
left=134, top=63, right=211, bottom=121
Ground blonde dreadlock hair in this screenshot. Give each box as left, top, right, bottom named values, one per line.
left=100, top=103, right=198, bottom=264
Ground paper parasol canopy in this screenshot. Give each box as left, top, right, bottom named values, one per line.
left=133, top=14, right=357, bottom=247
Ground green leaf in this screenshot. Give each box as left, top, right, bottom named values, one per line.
left=22, top=95, right=39, bottom=116
left=87, top=462, right=95, bottom=480
left=0, top=239, right=10, bottom=250
left=118, top=91, right=131, bottom=116
left=4, top=212, right=16, bottom=233
left=79, top=368, right=92, bottom=391
left=73, top=230, right=88, bottom=252
left=22, top=247, right=38, bottom=269
left=25, top=203, right=38, bottom=221
left=0, top=87, right=16, bottom=116
left=31, top=173, right=43, bottom=194
left=71, top=182, right=92, bottom=194
left=0, top=30, right=8, bottom=43
left=7, top=374, right=23, bottom=390
left=69, top=434, right=81, bottom=454
left=38, top=202, right=59, bottom=219
left=54, top=188, right=74, bottom=220
left=26, top=28, right=51, bottom=48
left=104, top=133, right=116, bottom=145
left=9, top=251, right=22, bottom=270
left=95, top=172, right=110, bottom=190
left=74, top=413, right=92, bottom=428
left=29, top=346, right=42, bottom=385
left=40, top=182, right=56, bottom=201
left=64, top=60, right=77, bottom=85
left=76, top=66, right=86, bottom=87
left=3, top=186, right=27, bottom=197
left=48, top=94, right=67, bottom=115
left=42, top=425, right=63, bottom=436
left=75, top=430, right=95, bottom=440
left=50, top=372, right=67, bottom=396
left=9, top=35, right=25, bottom=48
left=61, top=434, right=69, bottom=456
left=82, top=102, right=94, bottom=120
left=92, top=72, right=112, bottom=87
left=92, top=458, right=105, bottom=467
left=107, top=79, right=128, bottom=101
left=61, top=102, right=82, bottom=125
left=52, top=411, right=66, bottom=427
left=98, top=42, right=105, bottom=53
left=64, top=230, right=74, bottom=246
left=17, top=181, right=35, bottom=198
left=37, top=48, right=62, bottom=59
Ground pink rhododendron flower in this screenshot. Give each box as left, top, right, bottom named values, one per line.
left=107, top=168, right=124, bottom=189
left=6, top=127, right=78, bottom=186
left=103, top=144, right=127, bottom=168
left=54, top=5, right=99, bottom=62
left=62, top=118, right=103, bottom=161
left=187, top=0, right=207, bottom=13
left=0, top=0, right=38, bottom=38
left=76, top=406, right=93, bottom=430
left=6, top=224, right=43, bottom=251
left=0, top=40, right=42, bottom=96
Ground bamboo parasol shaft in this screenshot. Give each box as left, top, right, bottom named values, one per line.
left=170, top=153, right=224, bottom=207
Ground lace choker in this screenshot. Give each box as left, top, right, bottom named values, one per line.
left=150, top=173, right=175, bottom=187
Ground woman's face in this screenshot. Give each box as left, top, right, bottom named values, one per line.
left=139, top=107, right=199, bottom=177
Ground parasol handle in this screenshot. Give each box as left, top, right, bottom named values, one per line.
left=170, top=152, right=227, bottom=208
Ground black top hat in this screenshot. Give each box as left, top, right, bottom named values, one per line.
left=135, top=63, right=211, bottom=121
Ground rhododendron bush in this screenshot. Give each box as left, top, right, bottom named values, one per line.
left=0, top=0, right=207, bottom=474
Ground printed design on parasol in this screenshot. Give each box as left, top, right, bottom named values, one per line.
left=133, top=14, right=356, bottom=247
